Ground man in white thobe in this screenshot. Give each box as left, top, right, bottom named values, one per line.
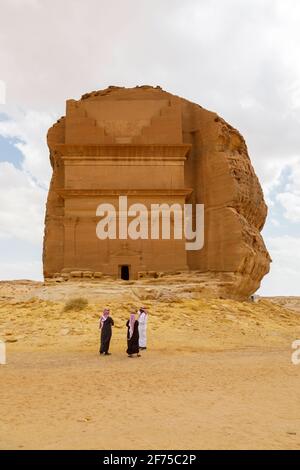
left=138, top=307, right=148, bottom=350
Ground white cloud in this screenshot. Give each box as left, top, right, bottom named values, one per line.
left=0, top=0, right=299, bottom=290
left=0, top=109, right=53, bottom=250
left=0, top=260, right=42, bottom=281
left=275, top=158, right=300, bottom=222
left=0, top=80, right=6, bottom=104
left=0, top=162, right=46, bottom=243
left=0, top=109, right=54, bottom=186
left=0, top=0, right=299, bottom=190
left=259, top=235, right=300, bottom=296
left=276, top=192, right=300, bottom=222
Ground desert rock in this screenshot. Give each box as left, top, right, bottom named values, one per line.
left=43, top=86, right=270, bottom=299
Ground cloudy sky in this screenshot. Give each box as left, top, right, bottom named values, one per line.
left=0, top=0, right=299, bottom=295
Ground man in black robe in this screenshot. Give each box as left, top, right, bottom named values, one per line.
left=99, top=308, right=114, bottom=355
left=126, top=313, right=140, bottom=358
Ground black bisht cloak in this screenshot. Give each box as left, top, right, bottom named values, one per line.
left=100, top=317, right=114, bottom=354
left=126, top=319, right=139, bottom=355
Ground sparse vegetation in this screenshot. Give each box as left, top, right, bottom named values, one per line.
left=63, top=297, right=88, bottom=312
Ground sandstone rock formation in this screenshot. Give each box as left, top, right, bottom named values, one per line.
left=43, top=85, right=271, bottom=299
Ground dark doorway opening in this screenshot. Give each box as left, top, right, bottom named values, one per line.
left=120, top=265, right=130, bottom=280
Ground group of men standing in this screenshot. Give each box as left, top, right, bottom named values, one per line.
left=99, top=307, right=148, bottom=358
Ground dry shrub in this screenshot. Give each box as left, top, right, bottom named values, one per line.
left=63, top=297, right=88, bottom=312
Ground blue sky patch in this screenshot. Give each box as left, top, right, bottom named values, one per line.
left=262, top=165, right=300, bottom=238
left=0, top=135, right=24, bottom=169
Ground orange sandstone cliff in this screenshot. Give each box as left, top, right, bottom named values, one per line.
left=43, top=86, right=270, bottom=299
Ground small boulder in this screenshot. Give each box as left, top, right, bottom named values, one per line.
left=94, top=272, right=103, bottom=278
left=70, top=271, right=82, bottom=278
left=82, top=271, right=93, bottom=278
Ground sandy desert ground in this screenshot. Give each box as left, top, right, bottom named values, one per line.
left=0, top=280, right=300, bottom=450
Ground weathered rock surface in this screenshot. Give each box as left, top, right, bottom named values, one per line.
left=43, top=86, right=270, bottom=299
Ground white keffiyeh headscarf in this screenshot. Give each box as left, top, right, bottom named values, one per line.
left=129, top=313, right=136, bottom=339
left=100, top=308, right=110, bottom=328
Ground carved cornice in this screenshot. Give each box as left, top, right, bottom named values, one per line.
left=52, top=143, right=191, bottom=161
left=56, top=188, right=193, bottom=198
